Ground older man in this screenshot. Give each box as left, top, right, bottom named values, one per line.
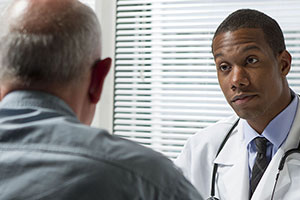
left=0, top=0, right=202, bottom=199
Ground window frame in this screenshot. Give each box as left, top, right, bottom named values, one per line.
left=92, top=0, right=117, bottom=133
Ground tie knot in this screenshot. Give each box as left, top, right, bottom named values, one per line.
left=254, top=137, right=268, bottom=154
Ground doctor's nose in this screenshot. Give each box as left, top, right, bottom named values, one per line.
left=230, top=66, right=249, bottom=91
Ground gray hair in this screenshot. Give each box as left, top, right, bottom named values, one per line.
left=0, top=1, right=101, bottom=85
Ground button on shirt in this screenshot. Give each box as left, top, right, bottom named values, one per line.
left=243, top=92, right=298, bottom=178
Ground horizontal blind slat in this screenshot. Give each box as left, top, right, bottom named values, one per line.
left=114, top=113, right=230, bottom=121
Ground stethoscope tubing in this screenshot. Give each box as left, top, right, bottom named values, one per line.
left=208, top=118, right=239, bottom=199
left=208, top=118, right=300, bottom=200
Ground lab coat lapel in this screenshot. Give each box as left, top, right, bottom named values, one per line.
left=251, top=97, right=300, bottom=200
left=214, top=121, right=250, bottom=200
left=250, top=148, right=286, bottom=200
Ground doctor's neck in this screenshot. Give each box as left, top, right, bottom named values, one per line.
left=245, top=90, right=292, bottom=134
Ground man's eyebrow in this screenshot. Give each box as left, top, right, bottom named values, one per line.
left=213, top=52, right=223, bottom=59
left=242, top=45, right=261, bottom=52
left=213, top=45, right=261, bottom=59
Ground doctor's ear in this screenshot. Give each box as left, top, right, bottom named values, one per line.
left=278, top=50, right=292, bottom=77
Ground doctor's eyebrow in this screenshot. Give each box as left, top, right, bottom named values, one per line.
left=242, top=45, right=261, bottom=52
left=213, top=52, right=223, bottom=60
left=213, top=45, right=262, bottom=59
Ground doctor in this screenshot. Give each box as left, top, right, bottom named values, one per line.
left=175, top=9, right=300, bottom=200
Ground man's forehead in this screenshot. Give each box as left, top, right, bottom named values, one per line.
left=212, top=28, right=267, bottom=55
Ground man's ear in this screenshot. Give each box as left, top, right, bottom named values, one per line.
left=278, top=50, right=292, bottom=76
left=89, top=57, right=112, bottom=103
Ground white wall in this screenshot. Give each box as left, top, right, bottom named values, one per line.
left=91, top=0, right=116, bottom=133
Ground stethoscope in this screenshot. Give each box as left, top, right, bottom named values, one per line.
left=207, top=118, right=300, bottom=200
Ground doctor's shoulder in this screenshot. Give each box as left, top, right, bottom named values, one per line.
left=175, top=115, right=238, bottom=172
left=184, top=115, right=238, bottom=150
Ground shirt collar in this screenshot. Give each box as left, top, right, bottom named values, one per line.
left=0, top=90, right=77, bottom=118
left=243, top=91, right=298, bottom=149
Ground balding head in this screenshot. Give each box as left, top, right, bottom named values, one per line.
left=8, top=0, right=85, bottom=34
left=0, top=0, right=101, bottom=86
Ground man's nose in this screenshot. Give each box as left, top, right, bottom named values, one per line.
left=230, top=66, right=249, bottom=90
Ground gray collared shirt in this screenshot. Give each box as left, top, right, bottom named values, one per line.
left=0, top=90, right=202, bottom=200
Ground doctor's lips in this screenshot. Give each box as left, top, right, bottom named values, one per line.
left=231, top=94, right=256, bottom=105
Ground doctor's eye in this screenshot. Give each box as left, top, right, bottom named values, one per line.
left=218, top=64, right=231, bottom=72
left=246, top=57, right=258, bottom=64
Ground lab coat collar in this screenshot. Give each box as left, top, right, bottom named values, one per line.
left=213, top=119, right=250, bottom=200
left=212, top=95, right=300, bottom=200
left=251, top=96, right=300, bottom=200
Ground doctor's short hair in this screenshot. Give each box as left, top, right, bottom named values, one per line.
left=213, top=9, right=286, bottom=56
left=0, top=1, right=101, bottom=85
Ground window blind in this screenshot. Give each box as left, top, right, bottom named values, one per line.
left=114, top=0, right=300, bottom=160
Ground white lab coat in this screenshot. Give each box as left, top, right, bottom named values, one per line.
left=175, top=98, right=300, bottom=200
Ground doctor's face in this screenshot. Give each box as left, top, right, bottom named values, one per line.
left=212, top=28, right=291, bottom=125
